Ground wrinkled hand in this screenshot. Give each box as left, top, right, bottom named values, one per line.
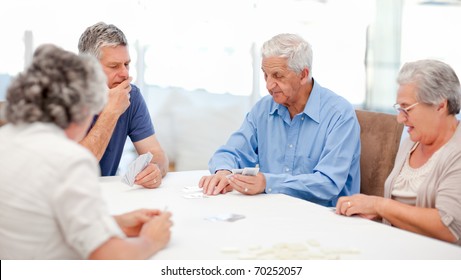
left=114, top=209, right=161, bottom=237
left=227, top=173, right=266, bottom=195
left=135, top=163, right=162, bottom=189
left=335, top=194, right=381, bottom=220
left=199, top=170, right=233, bottom=195
left=140, top=211, right=173, bottom=253
left=106, top=77, right=132, bottom=116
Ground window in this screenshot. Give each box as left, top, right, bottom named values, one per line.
left=1, top=0, right=460, bottom=109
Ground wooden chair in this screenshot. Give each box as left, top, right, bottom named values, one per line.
left=0, top=101, right=7, bottom=126
left=355, top=110, right=404, bottom=196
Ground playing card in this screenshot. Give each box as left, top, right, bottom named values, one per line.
left=182, top=186, right=203, bottom=193
left=231, top=168, right=244, bottom=174
left=205, top=213, right=245, bottom=222
left=231, top=167, right=259, bottom=176
left=242, top=167, right=259, bottom=176
left=121, top=152, right=153, bottom=186
left=183, top=193, right=208, bottom=199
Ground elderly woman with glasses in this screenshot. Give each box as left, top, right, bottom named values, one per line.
left=336, top=59, right=461, bottom=245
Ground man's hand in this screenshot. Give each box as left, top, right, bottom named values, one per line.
left=135, top=163, right=162, bottom=189
left=106, top=77, right=132, bottom=117
left=227, top=172, right=266, bottom=195
left=199, top=170, right=233, bottom=195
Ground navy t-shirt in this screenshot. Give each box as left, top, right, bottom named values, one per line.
left=90, top=84, right=155, bottom=176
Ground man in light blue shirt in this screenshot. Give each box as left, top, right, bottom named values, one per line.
left=199, top=33, right=360, bottom=207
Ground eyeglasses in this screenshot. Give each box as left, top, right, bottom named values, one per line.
left=393, top=102, right=419, bottom=116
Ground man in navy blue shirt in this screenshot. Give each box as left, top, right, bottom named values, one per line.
left=78, top=22, right=168, bottom=188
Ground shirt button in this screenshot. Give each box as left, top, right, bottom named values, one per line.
left=289, top=144, right=293, bottom=148
left=268, top=188, right=272, bottom=192
left=301, top=117, right=304, bottom=120
left=285, top=168, right=290, bottom=172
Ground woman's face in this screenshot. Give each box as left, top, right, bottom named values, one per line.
left=395, top=83, right=437, bottom=145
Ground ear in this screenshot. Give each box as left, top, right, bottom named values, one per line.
left=437, top=100, right=448, bottom=112
left=299, top=68, right=310, bottom=85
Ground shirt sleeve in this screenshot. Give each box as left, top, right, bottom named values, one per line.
left=435, top=152, right=461, bottom=243
left=51, top=154, right=124, bottom=259
left=128, top=86, right=155, bottom=142
left=208, top=112, right=259, bottom=173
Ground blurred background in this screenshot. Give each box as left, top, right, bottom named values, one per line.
left=1, top=0, right=460, bottom=173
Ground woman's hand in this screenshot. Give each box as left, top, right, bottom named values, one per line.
left=139, top=211, right=173, bottom=254
left=114, top=209, right=162, bottom=237
left=335, top=194, right=382, bottom=220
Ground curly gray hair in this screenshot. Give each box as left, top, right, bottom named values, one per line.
left=6, top=44, right=107, bottom=128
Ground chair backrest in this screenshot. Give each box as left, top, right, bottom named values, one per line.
left=0, top=101, right=7, bottom=126
left=355, top=109, right=403, bottom=196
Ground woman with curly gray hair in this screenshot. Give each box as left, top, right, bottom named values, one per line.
left=5, top=44, right=107, bottom=129
left=0, top=44, right=172, bottom=259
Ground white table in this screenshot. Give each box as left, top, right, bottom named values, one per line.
left=100, top=170, right=461, bottom=260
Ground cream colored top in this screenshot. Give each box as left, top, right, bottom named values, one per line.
left=391, top=142, right=443, bottom=206
left=0, top=123, right=124, bottom=259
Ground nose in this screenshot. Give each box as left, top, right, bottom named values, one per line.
left=119, top=65, right=129, bottom=79
left=396, top=111, right=406, bottom=124
left=266, top=76, right=276, bottom=91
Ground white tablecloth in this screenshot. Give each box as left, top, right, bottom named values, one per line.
left=100, top=170, right=461, bottom=259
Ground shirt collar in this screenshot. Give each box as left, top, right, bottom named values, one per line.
left=269, top=78, right=321, bottom=124
left=304, top=79, right=321, bottom=124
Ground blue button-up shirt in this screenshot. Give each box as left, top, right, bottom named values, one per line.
left=209, top=80, right=360, bottom=206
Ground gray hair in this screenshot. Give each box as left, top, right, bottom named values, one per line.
left=261, top=33, right=313, bottom=79
left=78, top=22, right=128, bottom=59
left=6, top=44, right=107, bottom=129
left=397, top=59, right=461, bottom=115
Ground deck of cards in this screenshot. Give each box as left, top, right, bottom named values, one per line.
left=231, top=167, right=259, bottom=176
left=121, top=152, right=153, bottom=186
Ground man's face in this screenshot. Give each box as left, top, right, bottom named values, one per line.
left=261, top=56, right=304, bottom=106
left=99, top=45, right=131, bottom=89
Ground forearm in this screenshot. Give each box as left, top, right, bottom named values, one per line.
left=154, top=150, right=169, bottom=177
left=265, top=172, right=340, bottom=203
left=88, top=237, right=160, bottom=260
left=80, top=109, right=119, bottom=160
left=377, top=199, right=456, bottom=243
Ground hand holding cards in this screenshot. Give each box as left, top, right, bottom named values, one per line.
left=231, top=166, right=259, bottom=176
left=121, top=152, right=153, bottom=186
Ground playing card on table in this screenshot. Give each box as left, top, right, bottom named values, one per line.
left=121, top=152, right=153, bottom=186
left=182, top=186, right=203, bottom=193
left=205, top=213, right=245, bottom=222
left=183, top=192, right=208, bottom=199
